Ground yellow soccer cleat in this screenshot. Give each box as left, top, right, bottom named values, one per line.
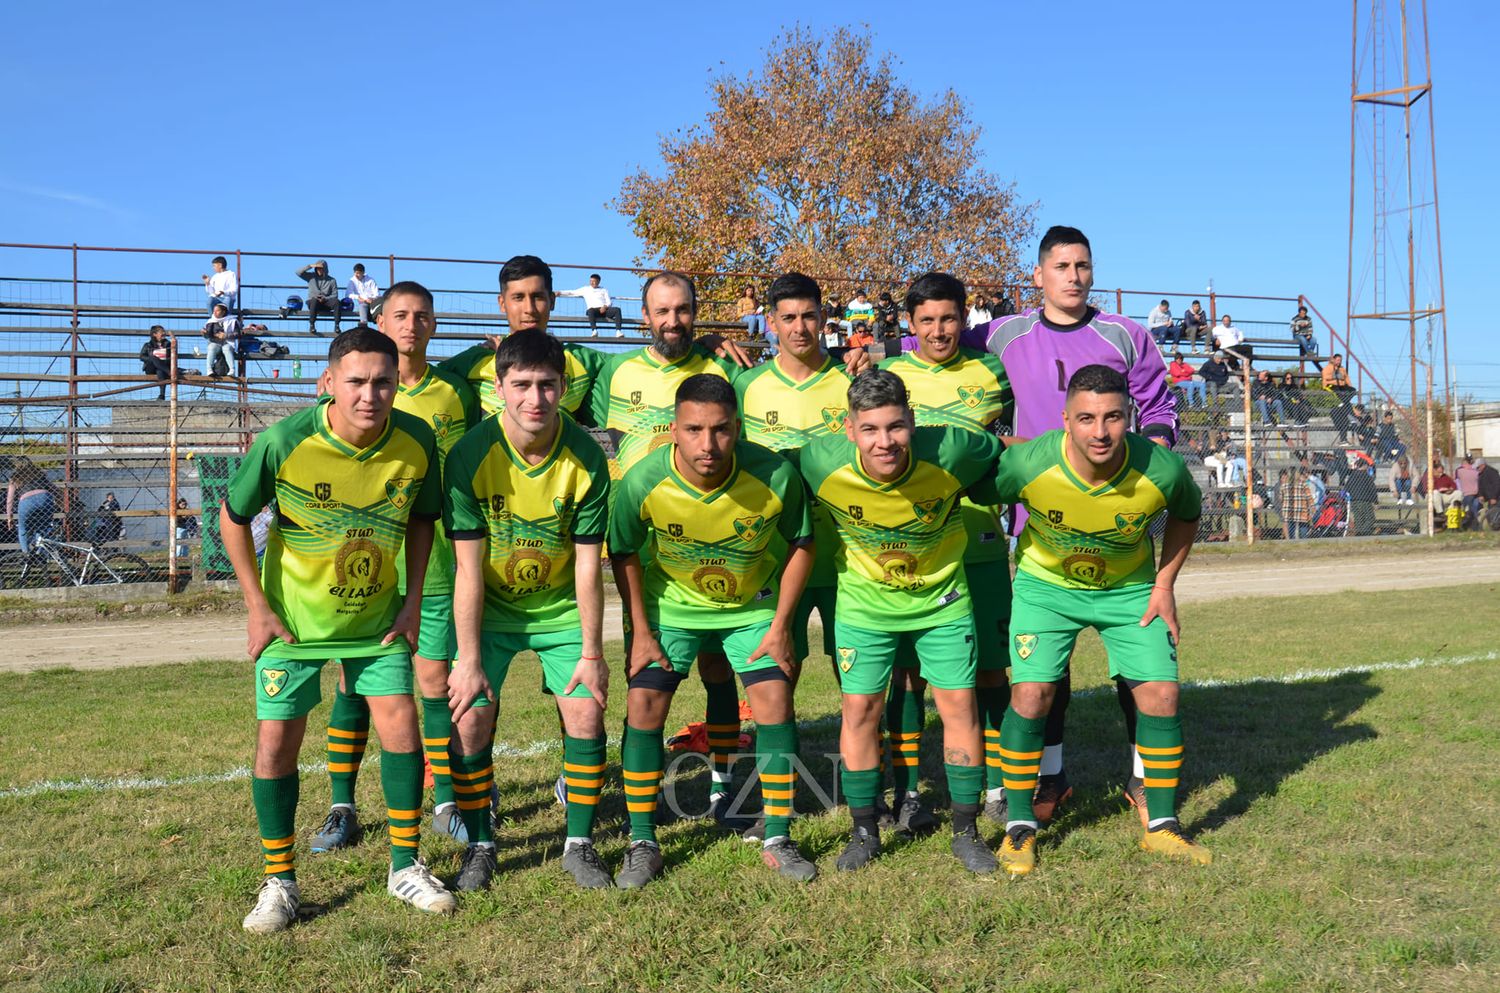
left=999, top=825, right=1038, bottom=876
left=1140, top=820, right=1212, bottom=865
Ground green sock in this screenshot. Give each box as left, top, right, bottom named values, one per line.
left=327, top=685, right=369, bottom=807
left=1135, top=713, right=1184, bottom=824
left=253, top=773, right=299, bottom=880
left=419, top=696, right=455, bottom=809
left=1000, top=706, right=1045, bottom=824
left=704, top=679, right=740, bottom=798
left=622, top=723, right=664, bottom=843
left=885, top=676, right=924, bottom=797
left=977, top=681, right=1010, bottom=793
left=944, top=762, right=983, bottom=808
left=563, top=734, right=606, bottom=840
left=755, top=721, right=798, bottom=841
left=840, top=766, right=882, bottom=812
left=450, top=741, right=495, bottom=844
left=381, top=750, right=423, bottom=871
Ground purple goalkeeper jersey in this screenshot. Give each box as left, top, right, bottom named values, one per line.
left=901, top=307, right=1177, bottom=444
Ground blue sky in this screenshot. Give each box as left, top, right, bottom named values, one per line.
left=2, top=1, right=1495, bottom=398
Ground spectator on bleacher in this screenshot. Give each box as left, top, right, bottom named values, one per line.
left=1252, top=369, right=1287, bottom=424
left=1455, top=455, right=1482, bottom=522
left=1353, top=406, right=1378, bottom=454
left=1417, top=459, right=1460, bottom=514
left=1203, top=429, right=1244, bottom=488
left=821, top=318, right=843, bottom=352
left=1281, top=466, right=1314, bottom=539
left=202, top=256, right=238, bottom=315
left=1147, top=299, right=1175, bottom=346
left=823, top=293, right=843, bottom=329
left=1373, top=411, right=1405, bottom=463
left=733, top=284, right=765, bottom=340
left=991, top=289, right=1016, bottom=318
left=966, top=292, right=992, bottom=329
left=845, top=289, right=876, bottom=335
left=5, top=457, right=59, bottom=556
left=89, top=491, right=123, bottom=546
left=557, top=273, right=625, bottom=337
left=1181, top=299, right=1209, bottom=349
left=1197, top=351, right=1233, bottom=404
left=1276, top=370, right=1311, bottom=426
left=1346, top=462, right=1378, bottom=535
left=295, top=260, right=341, bottom=335
left=1478, top=456, right=1500, bottom=508
left=872, top=291, right=901, bottom=340
left=175, top=496, right=198, bottom=561
left=346, top=264, right=380, bottom=325
left=1169, top=350, right=1204, bottom=407
left=1213, top=314, right=1250, bottom=370
left=1390, top=454, right=1414, bottom=505
left=202, top=303, right=241, bottom=378
left=1289, top=305, right=1321, bottom=369
left=140, top=325, right=178, bottom=400
left=846, top=324, right=874, bottom=350
left=1321, top=353, right=1353, bottom=393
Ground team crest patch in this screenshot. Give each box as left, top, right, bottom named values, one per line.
left=912, top=498, right=944, bottom=525
left=668, top=523, right=684, bottom=538
left=431, top=412, right=453, bottom=440
left=733, top=515, right=765, bottom=543
left=820, top=407, right=847, bottom=432
left=315, top=482, right=332, bottom=502
left=847, top=505, right=864, bottom=521
left=262, top=668, right=288, bottom=698
left=490, top=494, right=507, bottom=516
left=957, top=385, right=985, bottom=409
left=837, top=647, right=857, bottom=673
left=1014, top=635, right=1038, bottom=661
left=385, top=477, right=415, bottom=509
left=1114, top=512, right=1145, bottom=537
left=1061, top=552, right=1108, bottom=587
left=1048, top=509, right=1065, bottom=525
left=765, top=410, right=780, bottom=426
left=553, top=495, right=573, bottom=519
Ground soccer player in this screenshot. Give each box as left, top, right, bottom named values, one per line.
left=881, top=272, right=1013, bottom=831
left=443, top=330, right=614, bottom=891
left=608, top=374, right=818, bottom=887
left=311, top=285, right=482, bottom=853
left=993, top=365, right=1209, bottom=875
left=800, top=369, right=1004, bottom=874
left=222, top=327, right=454, bottom=934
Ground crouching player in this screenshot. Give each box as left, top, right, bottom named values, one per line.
left=995, top=365, right=1210, bottom=875
left=222, top=327, right=454, bottom=933
left=800, top=369, right=1005, bottom=874
left=443, top=330, right=614, bottom=890
left=609, top=374, right=818, bottom=887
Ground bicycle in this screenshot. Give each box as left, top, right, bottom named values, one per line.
left=0, top=534, right=151, bottom=589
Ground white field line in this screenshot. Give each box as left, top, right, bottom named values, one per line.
left=3, top=650, right=1496, bottom=802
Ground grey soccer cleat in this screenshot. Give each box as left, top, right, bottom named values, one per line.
left=560, top=841, right=613, bottom=889
left=950, top=825, right=999, bottom=874
left=310, top=807, right=358, bottom=852
left=834, top=826, right=881, bottom=872
left=893, top=794, right=938, bottom=837
left=454, top=844, right=497, bottom=892
left=432, top=804, right=469, bottom=845
left=761, top=838, right=818, bottom=882
left=613, top=841, right=664, bottom=890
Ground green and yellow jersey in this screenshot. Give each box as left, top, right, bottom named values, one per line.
left=994, top=430, right=1201, bottom=590
left=590, top=343, right=736, bottom=474
left=799, top=426, right=1002, bottom=631
left=225, top=397, right=440, bottom=659
left=608, top=441, right=812, bottom=629
left=444, top=415, right=612, bottom=632
left=440, top=341, right=603, bottom=421
left=394, top=363, right=480, bottom=597
left=734, top=356, right=852, bottom=589
left=881, top=347, right=1012, bottom=564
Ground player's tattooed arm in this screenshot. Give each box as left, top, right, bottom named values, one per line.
left=611, top=553, right=669, bottom=678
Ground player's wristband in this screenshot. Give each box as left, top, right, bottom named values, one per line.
left=1152, top=585, right=1174, bottom=593
left=580, top=655, right=604, bottom=661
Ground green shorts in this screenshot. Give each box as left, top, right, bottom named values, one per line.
left=256, top=652, right=412, bottom=720
left=793, top=585, right=837, bottom=661
left=1008, top=573, right=1178, bottom=684
left=472, top=627, right=590, bottom=708
left=965, top=560, right=1013, bottom=672
left=835, top=618, right=977, bottom=696
left=415, top=593, right=457, bottom=662
left=653, top=621, right=781, bottom=677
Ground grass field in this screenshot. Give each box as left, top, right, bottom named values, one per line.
left=2, top=584, right=1498, bottom=992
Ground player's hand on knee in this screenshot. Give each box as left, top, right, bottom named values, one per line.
left=246, top=606, right=295, bottom=659
left=382, top=600, right=422, bottom=652
left=564, top=655, right=609, bottom=709
left=447, top=664, right=490, bottom=724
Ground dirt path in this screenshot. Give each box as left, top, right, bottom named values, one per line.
left=7, top=550, right=1499, bottom=673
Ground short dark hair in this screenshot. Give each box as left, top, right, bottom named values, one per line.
left=384, top=280, right=434, bottom=309
left=903, top=271, right=966, bottom=315
left=847, top=369, right=910, bottom=413
left=589, top=273, right=602, bottom=281
left=211, top=256, right=227, bottom=268
left=353, top=263, right=366, bottom=274
left=1066, top=363, right=1128, bottom=399
left=1038, top=225, right=1091, bottom=262
left=1160, top=299, right=1170, bottom=306
left=494, top=329, right=566, bottom=382
left=1191, top=298, right=1201, bottom=305
left=328, top=325, right=397, bottom=366
left=675, top=373, right=736, bottom=411
left=766, top=272, right=822, bottom=311
left=499, top=255, right=554, bottom=294
left=642, top=270, right=697, bottom=312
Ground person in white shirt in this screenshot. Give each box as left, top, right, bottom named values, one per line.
left=966, top=292, right=992, bottom=329
left=1147, top=299, right=1175, bottom=346
left=202, top=256, right=238, bottom=315
left=346, top=264, right=380, bottom=324
left=556, top=273, right=624, bottom=336
left=1213, top=314, right=1250, bottom=371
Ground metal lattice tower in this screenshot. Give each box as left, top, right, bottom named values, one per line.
left=1347, top=0, right=1449, bottom=414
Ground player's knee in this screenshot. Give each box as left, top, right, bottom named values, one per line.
left=624, top=686, right=673, bottom=730
left=411, top=656, right=450, bottom=697
left=1131, top=680, right=1179, bottom=717
left=557, top=698, right=605, bottom=739
left=1011, top=681, right=1053, bottom=719
left=841, top=692, right=884, bottom=729
left=742, top=670, right=792, bottom=724
left=255, top=718, right=305, bottom=776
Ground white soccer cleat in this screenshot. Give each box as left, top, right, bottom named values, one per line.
left=388, top=860, right=457, bottom=914
left=242, top=876, right=300, bottom=934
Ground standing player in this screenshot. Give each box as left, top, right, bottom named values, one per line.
left=222, top=328, right=454, bottom=934
left=443, top=331, right=614, bottom=891
left=881, top=272, right=1013, bottom=830
left=992, top=365, right=1209, bottom=875
left=311, top=285, right=481, bottom=853
left=800, top=369, right=1004, bottom=874
left=609, top=375, right=818, bottom=886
